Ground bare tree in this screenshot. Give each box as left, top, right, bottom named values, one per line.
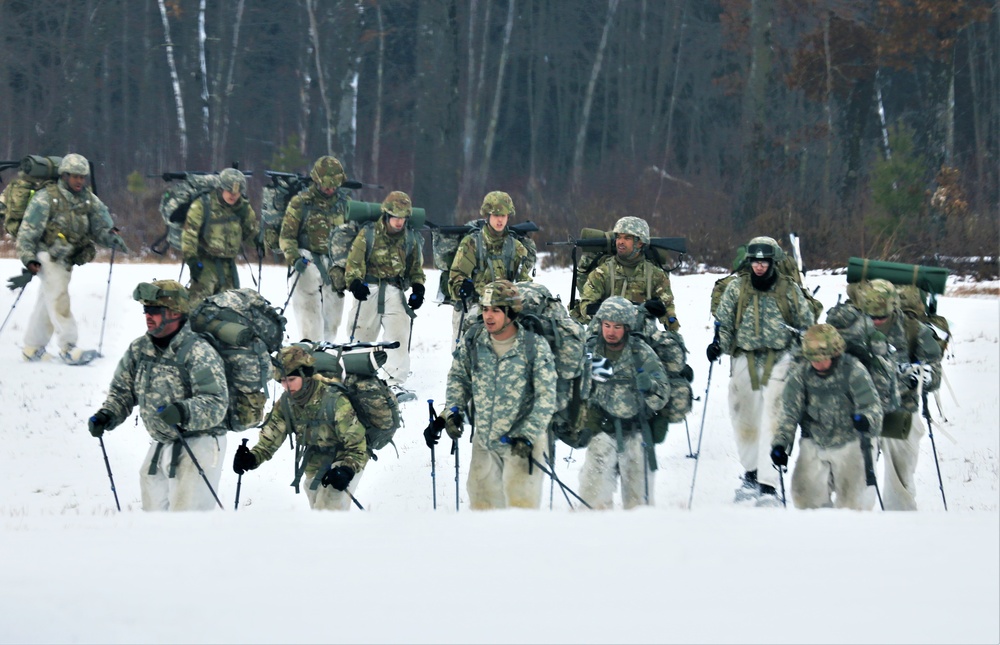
left=305, top=0, right=335, bottom=154
left=478, top=0, right=515, bottom=195
left=571, top=0, right=619, bottom=191
left=156, top=0, right=189, bottom=164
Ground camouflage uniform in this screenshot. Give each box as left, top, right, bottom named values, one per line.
left=180, top=168, right=258, bottom=306
left=578, top=297, right=670, bottom=509
left=16, top=153, right=129, bottom=363
left=448, top=191, right=532, bottom=341
left=860, top=280, right=943, bottom=511
left=97, top=281, right=230, bottom=511
left=445, top=282, right=558, bottom=509
left=279, top=157, right=350, bottom=342
left=249, top=347, right=368, bottom=511
left=713, top=236, right=815, bottom=495
left=344, top=192, right=425, bottom=387
left=575, top=217, right=679, bottom=330
left=773, top=325, right=883, bottom=510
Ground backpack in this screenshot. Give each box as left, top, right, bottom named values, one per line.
left=1, top=155, right=62, bottom=239
left=327, top=202, right=429, bottom=292
left=180, top=288, right=287, bottom=431
left=301, top=343, right=403, bottom=458
left=710, top=243, right=825, bottom=321
left=825, top=301, right=901, bottom=414
left=897, top=284, right=951, bottom=354
left=152, top=173, right=220, bottom=254
left=259, top=171, right=310, bottom=253
left=430, top=220, right=539, bottom=304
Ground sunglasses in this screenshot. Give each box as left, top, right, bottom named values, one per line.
left=143, top=305, right=166, bottom=316
left=871, top=315, right=889, bottom=322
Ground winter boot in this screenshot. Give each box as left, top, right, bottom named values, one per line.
left=22, top=346, right=51, bottom=362
left=756, top=484, right=783, bottom=507
left=60, top=344, right=99, bottom=366
left=734, top=470, right=760, bottom=503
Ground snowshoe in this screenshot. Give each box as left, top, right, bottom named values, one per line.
left=733, top=470, right=759, bottom=503
left=755, top=484, right=783, bottom=508
left=60, top=345, right=99, bottom=366
left=390, top=385, right=417, bottom=403
left=22, top=346, right=52, bottom=362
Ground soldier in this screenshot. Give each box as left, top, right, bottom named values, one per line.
left=770, top=324, right=883, bottom=510
left=278, top=156, right=350, bottom=343
left=574, top=216, right=680, bottom=331
left=858, top=279, right=943, bottom=511
left=13, top=153, right=129, bottom=364
left=448, top=191, right=532, bottom=341
left=344, top=190, right=425, bottom=400
left=577, top=297, right=670, bottom=509
left=232, top=346, right=368, bottom=510
left=180, top=167, right=258, bottom=306
left=87, top=280, right=229, bottom=511
left=444, top=280, right=557, bottom=509
left=708, top=235, right=815, bottom=505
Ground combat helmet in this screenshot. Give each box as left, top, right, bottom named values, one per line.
left=480, top=191, right=515, bottom=218
left=859, top=279, right=899, bottom=318
left=133, top=279, right=190, bottom=314
left=594, top=296, right=636, bottom=328
left=310, top=156, right=345, bottom=191
left=481, top=280, right=522, bottom=314
left=746, top=236, right=780, bottom=261
left=382, top=191, right=413, bottom=218
left=612, top=216, right=650, bottom=245
left=218, top=168, right=247, bottom=195
left=58, top=153, right=90, bottom=176
left=801, top=324, right=846, bottom=361
left=273, top=345, right=316, bottom=381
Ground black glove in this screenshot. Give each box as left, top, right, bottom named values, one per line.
left=186, top=259, right=203, bottom=281
left=109, top=233, right=130, bottom=254
left=770, top=445, right=788, bottom=467
left=507, top=437, right=533, bottom=459
left=408, top=283, right=425, bottom=310
left=88, top=409, right=112, bottom=438
left=321, top=465, right=355, bottom=491
left=26, top=260, right=41, bottom=274
left=349, top=279, right=370, bottom=301
left=853, top=415, right=871, bottom=433
left=7, top=269, right=33, bottom=291
left=424, top=416, right=446, bottom=448
left=644, top=298, right=667, bottom=318
left=585, top=302, right=601, bottom=316
left=445, top=412, right=464, bottom=440
left=457, top=278, right=475, bottom=300
left=706, top=342, right=722, bottom=363
left=679, top=364, right=694, bottom=382
left=233, top=444, right=258, bottom=475
left=157, top=403, right=187, bottom=427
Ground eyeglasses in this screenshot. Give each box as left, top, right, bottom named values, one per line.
left=750, top=260, right=770, bottom=266
left=143, top=305, right=166, bottom=316
left=871, top=314, right=889, bottom=322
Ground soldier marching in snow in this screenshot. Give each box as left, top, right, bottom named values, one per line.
left=13, top=153, right=129, bottom=364
left=279, top=156, right=350, bottom=343
left=770, top=324, right=883, bottom=510
left=709, top=235, right=815, bottom=505
left=232, top=346, right=368, bottom=511
left=444, top=280, right=557, bottom=509
left=87, top=280, right=229, bottom=511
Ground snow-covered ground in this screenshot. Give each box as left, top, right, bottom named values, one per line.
left=0, top=256, right=997, bottom=644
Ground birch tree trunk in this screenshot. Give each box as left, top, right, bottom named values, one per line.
left=478, top=0, right=514, bottom=194
left=652, top=1, right=687, bottom=215
left=305, top=0, right=335, bottom=154
left=156, top=0, right=189, bottom=164
left=369, top=2, right=386, bottom=186
left=211, top=0, right=245, bottom=168
left=198, top=0, right=211, bottom=156
left=458, top=0, right=481, bottom=211
left=822, top=11, right=833, bottom=217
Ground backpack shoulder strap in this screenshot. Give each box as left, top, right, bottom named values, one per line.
left=363, top=222, right=376, bottom=264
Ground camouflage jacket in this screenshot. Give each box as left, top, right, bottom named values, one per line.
left=774, top=354, right=883, bottom=452
left=251, top=379, right=368, bottom=476
left=99, top=325, right=230, bottom=444
left=585, top=335, right=669, bottom=422
left=344, top=217, right=425, bottom=287
left=279, top=185, right=349, bottom=260
left=448, top=227, right=532, bottom=302
left=16, top=180, right=118, bottom=269
left=715, top=274, right=814, bottom=355
left=576, top=256, right=678, bottom=328
left=882, top=309, right=944, bottom=413
left=181, top=192, right=258, bottom=261
left=446, top=324, right=557, bottom=450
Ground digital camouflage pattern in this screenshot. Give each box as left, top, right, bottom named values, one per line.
left=612, top=216, right=650, bottom=245
left=16, top=179, right=120, bottom=269
left=99, top=325, right=229, bottom=444
left=801, top=324, right=846, bottom=360
left=585, top=333, right=669, bottom=422
left=273, top=345, right=316, bottom=379
left=480, top=279, right=523, bottom=311
left=58, top=153, right=90, bottom=176
left=446, top=325, right=557, bottom=450
left=746, top=235, right=779, bottom=259
left=594, top=295, right=635, bottom=327
left=249, top=379, right=368, bottom=479
left=381, top=191, right=413, bottom=218
left=575, top=254, right=677, bottom=327
left=134, top=279, right=191, bottom=314
left=344, top=217, right=424, bottom=287
left=876, top=307, right=943, bottom=413
left=859, top=278, right=900, bottom=317
left=218, top=168, right=247, bottom=195
left=310, top=156, right=346, bottom=191
left=825, top=301, right=901, bottom=413
left=278, top=183, right=349, bottom=263
left=480, top=190, right=515, bottom=217
left=448, top=224, right=531, bottom=303
left=715, top=269, right=814, bottom=354
left=773, top=353, right=883, bottom=451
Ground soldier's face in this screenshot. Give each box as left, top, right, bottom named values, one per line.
left=870, top=313, right=890, bottom=329
left=280, top=375, right=304, bottom=393
left=145, top=308, right=183, bottom=337
left=482, top=306, right=514, bottom=338
left=615, top=234, right=637, bottom=257
left=318, top=186, right=336, bottom=197
left=810, top=357, right=833, bottom=374
left=65, top=174, right=87, bottom=193
left=221, top=189, right=241, bottom=205
left=751, top=259, right=771, bottom=276
left=387, top=215, right=406, bottom=233
left=488, top=213, right=508, bottom=233
left=601, top=320, right=626, bottom=348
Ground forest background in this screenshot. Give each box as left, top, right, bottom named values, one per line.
left=0, top=0, right=997, bottom=277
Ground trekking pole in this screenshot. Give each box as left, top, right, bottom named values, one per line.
left=345, top=489, right=365, bottom=510
left=279, top=269, right=302, bottom=315
left=856, top=418, right=883, bottom=510
left=428, top=399, right=438, bottom=510
left=234, top=437, right=248, bottom=510
left=0, top=284, right=28, bottom=338
left=97, top=248, right=116, bottom=357
left=688, top=322, right=720, bottom=509
left=450, top=406, right=461, bottom=512
left=683, top=418, right=695, bottom=458
left=240, top=248, right=259, bottom=289
left=454, top=296, right=468, bottom=346
left=922, top=382, right=948, bottom=511
left=349, top=295, right=364, bottom=343
left=536, top=453, right=592, bottom=509
left=169, top=424, right=224, bottom=510
left=774, top=463, right=787, bottom=508
left=97, top=436, right=121, bottom=512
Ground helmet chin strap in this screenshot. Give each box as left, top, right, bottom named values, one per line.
left=146, top=311, right=183, bottom=337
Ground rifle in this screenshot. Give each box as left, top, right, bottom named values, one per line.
left=0, top=160, right=19, bottom=177
left=150, top=170, right=257, bottom=182
left=263, top=169, right=376, bottom=191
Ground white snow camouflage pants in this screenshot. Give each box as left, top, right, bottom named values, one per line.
left=140, top=434, right=227, bottom=511
left=790, top=438, right=877, bottom=510
left=467, top=437, right=544, bottom=509
left=578, top=431, right=655, bottom=509
left=728, top=352, right=794, bottom=490
left=290, top=260, right=345, bottom=343
left=879, top=411, right=927, bottom=511
left=304, top=467, right=365, bottom=511
left=23, top=251, right=78, bottom=354
left=451, top=302, right=480, bottom=347
left=346, top=283, right=412, bottom=386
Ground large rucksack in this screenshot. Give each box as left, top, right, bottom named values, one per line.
left=152, top=172, right=221, bottom=254
left=825, top=301, right=901, bottom=414
left=897, top=284, right=951, bottom=355
left=1, top=155, right=62, bottom=239
left=180, top=288, right=287, bottom=431
left=430, top=220, right=539, bottom=304
left=299, top=342, right=403, bottom=458
left=259, top=171, right=310, bottom=253
left=709, top=242, right=825, bottom=321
